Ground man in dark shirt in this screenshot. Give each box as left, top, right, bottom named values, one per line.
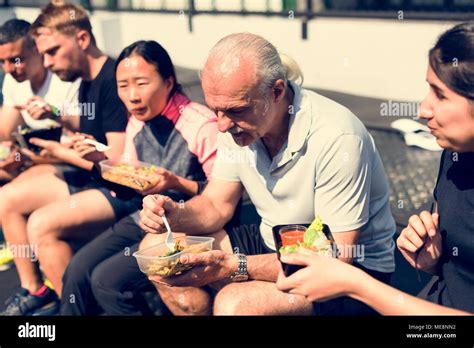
left=30, top=2, right=127, bottom=150
left=0, top=2, right=127, bottom=316
left=76, top=58, right=126, bottom=145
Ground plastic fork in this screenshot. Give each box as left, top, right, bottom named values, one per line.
left=162, top=213, right=175, bottom=251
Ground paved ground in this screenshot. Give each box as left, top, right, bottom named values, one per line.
left=371, top=129, right=440, bottom=224
left=0, top=67, right=441, bottom=313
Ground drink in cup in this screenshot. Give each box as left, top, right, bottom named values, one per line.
left=280, top=225, right=306, bottom=246
left=276, top=224, right=307, bottom=276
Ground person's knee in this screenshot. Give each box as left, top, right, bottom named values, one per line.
left=0, top=183, right=22, bottom=216
left=138, top=233, right=166, bottom=251
left=213, top=284, right=247, bottom=315
left=157, top=285, right=211, bottom=315
left=27, top=210, right=53, bottom=247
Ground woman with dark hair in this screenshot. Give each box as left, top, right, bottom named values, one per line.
left=0, top=40, right=219, bottom=316
left=277, top=22, right=474, bottom=315
left=55, top=40, right=219, bottom=315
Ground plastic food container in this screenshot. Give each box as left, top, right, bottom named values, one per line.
left=133, top=236, right=215, bottom=277
left=16, top=126, right=63, bottom=153
left=99, top=158, right=160, bottom=192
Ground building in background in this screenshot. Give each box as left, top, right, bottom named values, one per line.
left=0, top=0, right=472, bottom=100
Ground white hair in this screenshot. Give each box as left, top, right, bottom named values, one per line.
left=203, top=33, right=303, bottom=95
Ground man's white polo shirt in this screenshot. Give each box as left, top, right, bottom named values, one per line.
left=212, top=81, right=396, bottom=273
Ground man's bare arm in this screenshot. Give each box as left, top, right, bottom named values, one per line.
left=332, top=229, right=360, bottom=264
left=247, top=253, right=281, bottom=282
left=140, top=178, right=244, bottom=235
left=171, top=178, right=243, bottom=234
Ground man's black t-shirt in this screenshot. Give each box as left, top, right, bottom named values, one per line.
left=79, top=57, right=127, bottom=144
left=427, top=150, right=474, bottom=312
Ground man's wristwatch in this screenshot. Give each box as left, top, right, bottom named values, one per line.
left=230, top=253, right=249, bottom=282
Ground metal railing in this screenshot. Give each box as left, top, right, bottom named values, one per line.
left=1, top=0, right=473, bottom=17
left=0, top=0, right=472, bottom=38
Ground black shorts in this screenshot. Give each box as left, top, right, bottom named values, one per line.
left=56, top=164, right=143, bottom=221
left=225, top=223, right=274, bottom=256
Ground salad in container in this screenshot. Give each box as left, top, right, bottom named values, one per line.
left=133, top=236, right=215, bottom=277
left=272, top=216, right=337, bottom=276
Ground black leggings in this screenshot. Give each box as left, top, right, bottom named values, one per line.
left=60, top=215, right=154, bottom=315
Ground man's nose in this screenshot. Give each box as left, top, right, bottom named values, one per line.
left=43, top=54, right=53, bottom=69
left=217, top=112, right=234, bottom=133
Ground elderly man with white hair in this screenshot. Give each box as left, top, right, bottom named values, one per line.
left=139, top=33, right=396, bottom=315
